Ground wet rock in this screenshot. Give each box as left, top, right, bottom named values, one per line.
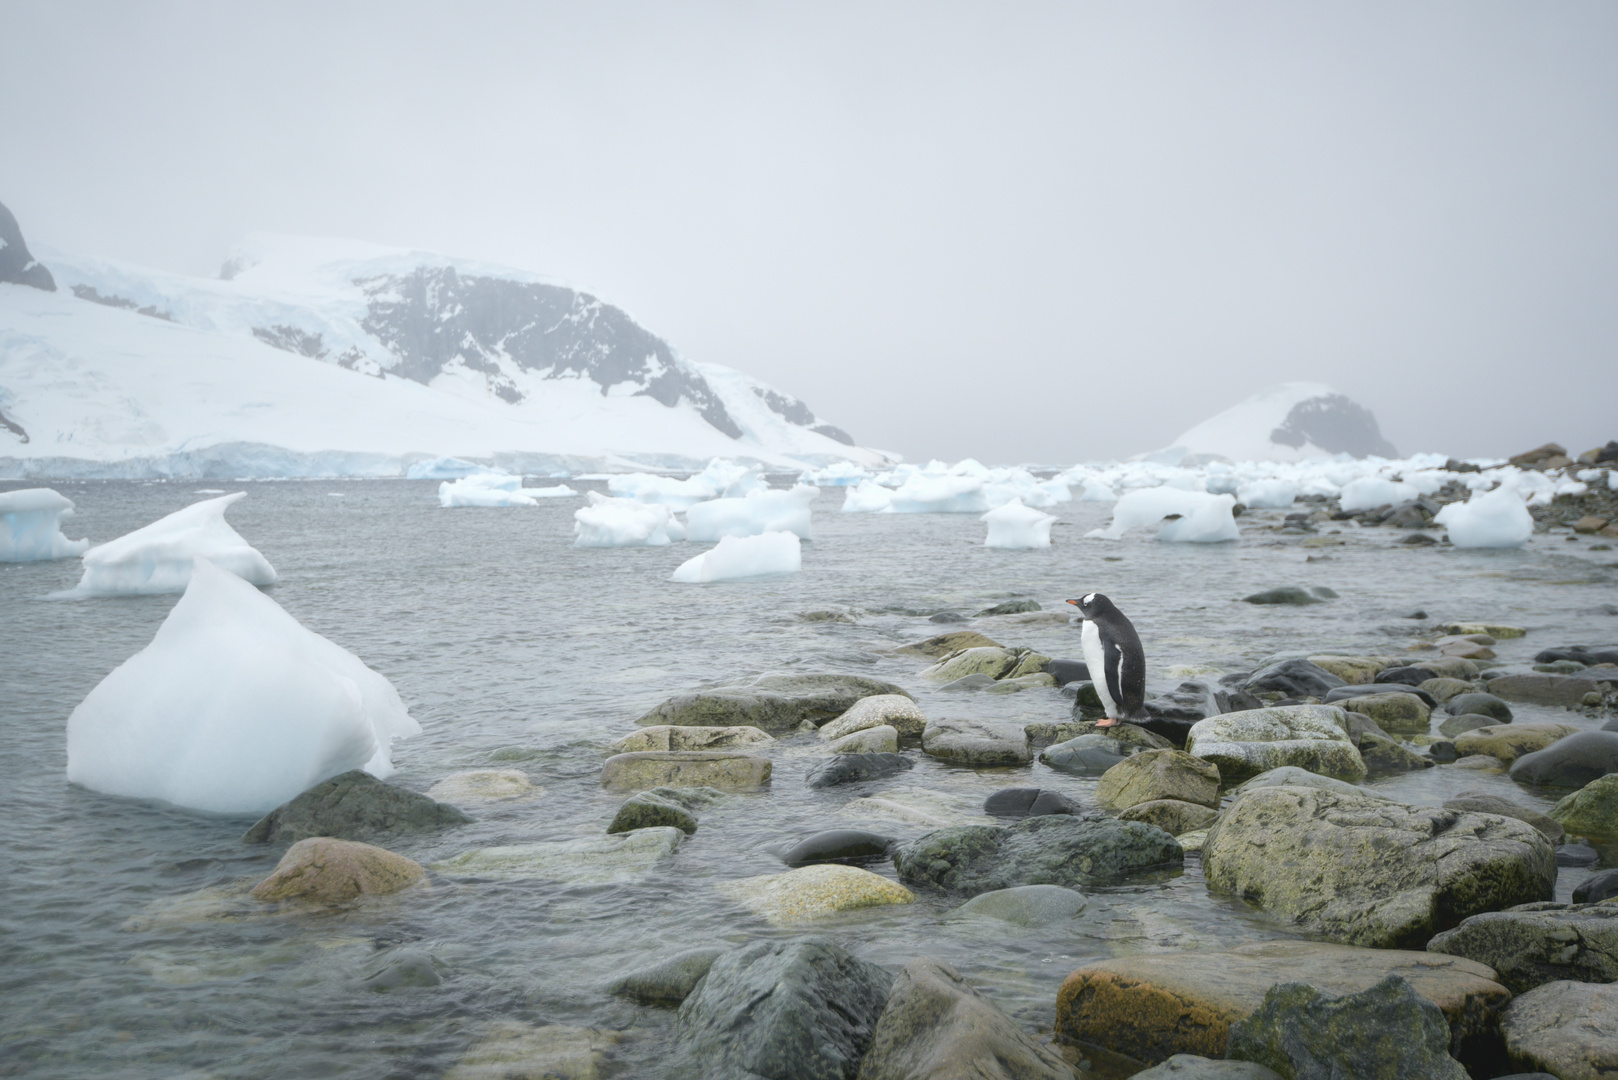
left=805, top=753, right=912, bottom=789
left=432, top=828, right=683, bottom=882
left=1242, top=587, right=1330, bottom=605
left=922, top=646, right=1020, bottom=681
left=242, top=770, right=472, bottom=845
left=1357, top=729, right=1435, bottom=774
left=1226, top=975, right=1468, bottom=1080
left=251, top=837, right=425, bottom=904
left=893, top=814, right=1181, bottom=896
left=1331, top=692, right=1431, bottom=735
left=1510, top=730, right=1618, bottom=787
left=1489, top=673, right=1613, bottom=707
left=1574, top=868, right=1618, bottom=904
left=1500, top=979, right=1618, bottom=1079
left=1325, top=683, right=1437, bottom=710
left=637, top=674, right=912, bottom=734
left=1186, top=705, right=1366, bottom=784
left=820, top=695, right=927, bottom=741
left=600, top=751, right=771, bottom=792
left=1559, top=843, right=1599, bottom=867
left=1551, top=774, right=1618, bottom=838
left=1030, top=720, right=1173, bottom=752
left=608, top=947, right=725, bottom=1005
left=1439, top=713, right=1496, bottom=739
left=1202, top=784, right=1555, bottom=947
left=1054, top=940, right=1509, bottom=1065
left=1143, top=681, right=1225, bottom=725
left=1537, top=645, right=1618, bottom=667
left=609, top=791, right=698, bottom=835
left=1046, top=658, right=1091, bottom=686
left=974, top=599, right=1042, bottom=616
left=780, top=829, right=895, bottom=867
left=1095, top=749, right=1221, bottom=811
left=1306, top=655, right=1388, bottom=684
left=921, top=717, right=1032, bottom=766
left=939, top=673, right=997, bottom=692
left=720, top=864, right=914, bottom=926
left=1429, top=740, right=1459, bottom=763
left=1443, top=793, right=1564, bottom=843
left=362, top=947, right=445, bottom=992
left=1376, top=665, right=1439, bottom=686
left=1131, top=1058, right=1280, bottom=1080
left=1040, top=734, right=1137, bottom=776
left=1401, top=531, right=1439, bottom=544
left=444, top=1022, right=622, bottom=1079
left=951, top=884, right=1087, bottom=927
left=1420, top=677, right=1477, bottom=703
left=855, top=958, right=1075, bottom=1080
left=1229, top=659, right=1346, bottom=698
left=1118, top=799, right=1220, bottom=836
left=1453, top=754, right=1507, bottom=770
left=896, top=631, right=1002, bottom=658
left=668, top=937, right=893, bottom=1080
left=928, top=611, right=967, bottom=623
left=1239, top=765, right=1391, bottom=799
left=985, top=672, right=1057, bottom=693
left=983, top=788, right=1082, bottom=818
left=1453, top=723, right=1578, bottom=765
left=1444, top=692, right=1513, bottom=723
left=613, top=725, right=775, bottom=753
left=1436, top=622, right=1526, bottom=640
left=1429, top=902, right=1618, bottom=992
left=425, top=769, right=538, bottom=803
left=827, top=725, right=900, bottom=754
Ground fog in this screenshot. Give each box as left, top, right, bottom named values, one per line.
left=3, top=2, right=1615, bottom=464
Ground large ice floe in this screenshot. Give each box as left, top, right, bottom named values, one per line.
left=0, top=487, right=89, bottom=561
left=1087, top=488, right=1240, bottom=543
left=64, top=492, right=276, bottom=596
left=982, top=498, right=1057, bottom=549
left=1434, top=486, right=1535, bottom=548
left=685, top=486, right=818, bottom=541
left=574, top=492, right=687, bottom=547
left=65, top=559, right=421, bottom=814
left=437, top=473, right=575, bottom=507
left=670, top=531, right=801, bottom=582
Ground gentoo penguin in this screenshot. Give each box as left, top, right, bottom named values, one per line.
left=1065, top=592, right=1145, bottom=728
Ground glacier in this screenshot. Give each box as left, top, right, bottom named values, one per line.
left=65, top=492, right=277, bottom=597
left=669, top=531, right=801, bottom=583
left=685, top=486, right=817, bottom=542
left=64, top=559, right=421, bottom=814
left=0, top=487, right=89, bottom=561
left=982, top=498, right=1057, bottom=549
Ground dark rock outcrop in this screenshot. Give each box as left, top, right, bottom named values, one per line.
left=893, top=814, right=1181, bottom=896
left=0, top=200, right=55, bottom=291
left=242, top=770, right=472, bottom=844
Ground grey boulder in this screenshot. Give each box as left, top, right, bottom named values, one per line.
left=242, top=769, right=472, bottom=844
left=1509, top=730, right=1618, bottom=788
left=608, top=947, right=725, bottom=1005
left=1132, top=1058, right=1280, bottom=1080
left=1427, top=901, right=1618, bottom=993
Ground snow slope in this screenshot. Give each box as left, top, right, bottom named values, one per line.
left=0, top=234, right=886, bottom=478
left=1151, top=382, right=1398, bottom=464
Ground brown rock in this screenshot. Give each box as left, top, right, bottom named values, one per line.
left=1095, top=749, right=1221, bottom=811
left=1501, top=979, right=1618, bottom=1079
left=251, top=837, right=425, bottom=904
left=1509, top=442, right=1567, bottom=468
left=599, top=751, right=772, bottom=792
left=1574, top=516, right=1611, bottom=535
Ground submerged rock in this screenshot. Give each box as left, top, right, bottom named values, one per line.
left=424, top=769, right=538, bottom=803
left=1428, top=902, right=1618, bottom=993
left=896, top=631, right=1002, bottom=658
left=805, top=752, right=912, bottom=788
left=600, top=751, right=771, bottom=792
left=1500, top=979, right=1618, bottom=1079
left=609, top=791, right=699, bottom=835
left=1186, top=705, right=1366, bottom=783
left=608, top=947, right=725, bottom=1006
left=251, top=837, right=424, bottom=905
left=1242, top=587, right=1331, bottom=606
left=432, top=828, right=683, bottom=883
left=719, top=864, right=913, bottom=926
left=242, top=770, right=472, bottom=845
left=361, top=947, right=445, bottom=992
left=982, top=787, right=1082, bottom=819
left=952, top=884, right=1087, bottom=927
left=893, top=814, right=1181, bottom=896
left=444, top=1022, right=623, bottom=1080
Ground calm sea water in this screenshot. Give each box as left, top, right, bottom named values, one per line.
left=2, top=479, right=1616, bottom=1078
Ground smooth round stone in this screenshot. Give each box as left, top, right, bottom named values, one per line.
left=983, top=788, right=1081, bottom=819
left=1040, top=735, right=1135, bottom=776
left=252, top=837, right=425, bottom=905
left=1574, top=868, right=1618, bottom=904
left=1439, top=713, right=1496, bottom=739
left=780, top=829, right=895, bottom=867
left=953, top=884, right=1087, bottom=927
left=1375, top=666, right=1438, bottom=686
left=608, top=791, right=698, bottom=835
left=1557, top=844, right=1600, bottom=868
left=1325, top=684, right=1438, bottom=711
left=1451, top=755, right=1506, bottom=771
left=820, top=696, right=927, bottom=741
left=361, top=948, right=445, bottom=992
left=826, top=725, right=900, bottom=754
left=718, top=863, right=915, bottom=925
left=1446, top=693, right=1514, bottom=723
left=804, top=753, right=912, bottom=789
left=1511, top=730, right=1618, bottom=788
left=425, top=768, right=538, bottom=803
left=1428, top=741, right=1459, bottom=763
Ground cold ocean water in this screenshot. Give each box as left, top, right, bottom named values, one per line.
left=2, top=478, right=1616, bottom=1078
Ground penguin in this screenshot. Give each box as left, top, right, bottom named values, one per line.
left=1064, top=592, right=1145, bottom=728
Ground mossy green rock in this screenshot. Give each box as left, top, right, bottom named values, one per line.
left=1203, top=784, right=1555, bottom=947
left=1551, top=773, right=1618, bottom=839
left=243, top=769, right=472, bottom=845
left=893, top=813, right=1181, bottom=896
left=1095, top=748, right=1221, bottom=810
left=1186, top=705, right=1366, bottom=784
left=922, top=647, right=1019, bottom=681
left=608, top=792, right=698, bottom=835
left=1428, top=901, right=1618, bottom=993
left=1333, top=692, right=1432, bottom=735
left=1420, top=677, right=1477, bottom=703
left=1452, top=723, right=1579, bottom=765
left=600, top=751, right=772, bottom=792
left=1308, top=655, right=1389, bottom=684
left=1118, top=799, right=1220, bottom=836
left=637, top=674, right=910, bottom=734
left=608, top=947, right=724, bottom=1005
left=896, top=631, right=1002, bottom=658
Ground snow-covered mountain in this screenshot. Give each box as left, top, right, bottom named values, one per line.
left=0, top=210, right=884, bottom=478
left=1150, top=382, right=1398, bottom=463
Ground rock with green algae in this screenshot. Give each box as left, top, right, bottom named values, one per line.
left=1552, top=774, right=1618, bottom=838
left=893, top=813, right=1181, bottom=896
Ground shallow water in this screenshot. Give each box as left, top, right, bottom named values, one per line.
left=2, top=479, right=1616, bottom=1078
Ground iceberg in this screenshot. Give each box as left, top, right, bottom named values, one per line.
left=65, top=492, right=276, bottom=596
left=1337, top=477, right=1418, bottom=512
left=888, top=474, right=991, bottom=513
left=1434, top=486, right=1533, bottom=548
left=608, top=459, right=765, bottom=509
left=1088, top=488, right=1240, bottom=543
left=65, top=559, right=421, bottom=814
left=799, top=461, right=871, bottom=486
left=685, top=486, right=818, bottom=541
left=573, top=492, right=685, bottom=547
left=0, top=487, right=90, bottom=561
left=669, top=531, right=801, bottom=582
left=841, top=480, right=895, bottom=513
left=981, top=498, right=1057, bottom=549
left=436, top=473, right=576, bottom=507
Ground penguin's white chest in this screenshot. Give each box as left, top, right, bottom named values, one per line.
left=1081, top=620, right=1121, bottom=717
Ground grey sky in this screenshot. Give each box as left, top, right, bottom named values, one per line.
left=3, top=2, right=1615, bottom=464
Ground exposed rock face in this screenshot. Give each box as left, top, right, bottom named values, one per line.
left=1500, top=979, right=1618, bottom=1079
left=242, top=769, right=472, bottom=844
left=0, top=200, right=55, bottom=291
left=1428, top=902, right=1618, bottom=993
left=1269, top=392, right=1398, bottom=458
left=855, top=958, right=1075, bottom=1080
left=821, top=695, right=927, bottom=741
left=668, top=937, right=893, bottom=1080
left=250, top=837, right=424, bottom=904
left=1185, top=705, right=1366, bottom=783
left=1202, top=784, right=1556, bottom=947
left=893, top=814, right=1181, bottom=896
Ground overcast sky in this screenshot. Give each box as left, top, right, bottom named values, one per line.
left=3, top=2, right=1615, bottom=464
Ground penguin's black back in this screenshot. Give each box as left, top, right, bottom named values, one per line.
left=1092, top=600, right=1145, bottom=718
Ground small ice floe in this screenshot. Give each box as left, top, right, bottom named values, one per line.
left=686, top=486, right=817, bottom=541
left=1235, top=478, right=1299, bottom=509
left=1088, top=488, right=1239, bottom=543
left=0, top=488, right=89, bottom=562
left=63, top=492, right=275, bottom=596
left=1338, top=477, right=1419, bottom=512
left=608, top=459, right=764, bottom=509
left=65, top=559, right=421, bottom=814
left=1434, top=486, right=1534, bottom=548
left=981, top=498, right=1057, bottom=549
left=438, top=472, right=574, bottom=507
left=669, top=531, right=801, bottom=582
left=574, top=492, right=686, bottom=547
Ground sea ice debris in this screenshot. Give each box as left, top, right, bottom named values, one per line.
left=669, top=530, right=801, bottom=582
left=1338, top=477, right=1418, bottom=512
left=66, top=492, right=276, bottom=596
left=981, top=498, right=1057, bottom=549
left=574, top=492, right=684, bottom=547
left=1088, top=488, right=1239, bottom=543
left=685, top=485, right=817, bottom=541
left=1434, top=486, right=1533, bottom=548
left=0, top=487, right=89, bottom=561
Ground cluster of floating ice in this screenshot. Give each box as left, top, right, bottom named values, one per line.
left=0, top=488, right=89, bottom=562
left=64, top=492, right=278, bottom=596
left=982, top=498, right=1057, bottom=549
left=438, top=473, right=575, bottom=507
left=608, top=458, right=765, bottom=509
left=574, top=492, right=687, bottom=547
left=686, top=486, right=818, bottom=542
left=669, top=530, right=802, bottom=582
left=840, top=459, right=1072, bottom=514
left=797, top=461, right=871, bottom=486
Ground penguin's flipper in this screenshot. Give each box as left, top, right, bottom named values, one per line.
left=1103, top=636, right=1129, bottom=718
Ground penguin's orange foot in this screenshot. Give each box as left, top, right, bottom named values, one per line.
left=1095, top=717, right=1120, bottom=728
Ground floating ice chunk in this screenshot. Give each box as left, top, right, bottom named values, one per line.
left=1337, top=477, right=1418, bottom=512
left=438, top=473, right=533, bottom=507
left=65, top=559, right=421, bottom=814
left=407, top=456, right=499, bottom=480
left=981, top=498, right=1057, bottom=549
left=66, top=493, right=276, bottom=596
left=1077, top=481, right=1118, bottom=502
left=799, top=461, right=871, bottom=486
left=1236, top=479, right=1298, bottom=509
left=1434, top=487, right=1533, bottom=548
left=888, top=474, right=989, bottom=513
left=1087, top=488, right=1239, bottom=543
left=669, top=531, right=801, bottom=582
left=573, top=492, right=684, bottom=547
left=0, top=488, right=90, bottom=562
left=686, top=486, right=818, bottom=541
left=841, top=480, right=895, bottom=513
left=608, top=459, right=765, bottom=508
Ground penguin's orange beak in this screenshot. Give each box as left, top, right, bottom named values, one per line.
left=1064, top=598, right=1082, bottom=607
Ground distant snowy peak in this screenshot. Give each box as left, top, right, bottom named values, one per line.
left=0, top=201, right=55, bottom=292
left=1155, top=382, right=1397, bottom=463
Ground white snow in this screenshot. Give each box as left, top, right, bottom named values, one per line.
left=1434, top=486, right=1534, bottom=548
left=669, top=531, right=801, bottom=582
left=65, top=559, right=419, bottom=814
left=607, top=459, right=766, bottom=509
left=981, top=498, right=1057, bottom=549
left=1151, top=382, right=1374, bottom=463
left=841, top=480, right=896, bottom=513
left=0, top=487, right=90, bottom=561
left=1235, top=479, right=1298, bottom=509
left=573, top=492, right=686, bottom=547
left=408, top=456, right=502, bottom=480
left=685, top=485, right=817, bottom=541
left=1337, top=477, right=1418, bottom=512
left=65, top=493, right=276, bottom=597
left=1088, top=488, right=1240, bottom=543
